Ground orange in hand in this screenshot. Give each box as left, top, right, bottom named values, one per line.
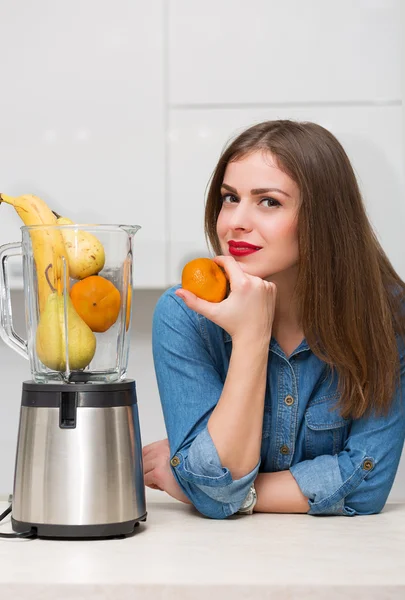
left=70, top=275, right=121, bottom=333
left=181, top=258, right=227, bottom=303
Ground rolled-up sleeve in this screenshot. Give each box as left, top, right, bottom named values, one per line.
left=291, top=339, right=405, bottom=516
left=172, top=428, right=259, bottom=518
left=152, top=288, right=259, bottom=519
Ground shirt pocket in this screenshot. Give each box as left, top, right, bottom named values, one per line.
left=304, top=396, right=351, bottom=460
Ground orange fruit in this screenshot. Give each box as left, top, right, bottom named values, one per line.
left=181, top=258, right=227, bottom=303
left=121, top=257, right=132, bottom=331
left=126, top=286, right=132, bottom=331
left=70, top=275, right=121, bottom=333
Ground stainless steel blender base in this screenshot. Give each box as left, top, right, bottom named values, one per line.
left=12, top=513, right=147, bottom=539
left=12, top=380, right=147, bottom=538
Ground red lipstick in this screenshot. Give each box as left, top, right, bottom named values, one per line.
left=228, top=240, right=262, bottom=257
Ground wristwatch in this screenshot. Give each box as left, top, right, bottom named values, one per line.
left=237, top=484, right=257, bottom=515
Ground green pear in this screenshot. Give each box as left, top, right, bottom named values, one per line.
left=56, top=216, right=105, bottom=279
left=36, top=292, right=96, bottom=371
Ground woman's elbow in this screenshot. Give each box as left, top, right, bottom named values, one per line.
left=175, top=478, right=237, bottom=520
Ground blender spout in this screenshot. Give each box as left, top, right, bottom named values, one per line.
left=119, top=225, right=141, bottom=237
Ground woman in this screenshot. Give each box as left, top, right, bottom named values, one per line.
left=143, top=120, right=405, bottom=519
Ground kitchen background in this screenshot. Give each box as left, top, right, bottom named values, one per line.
left=0, top=0, right=404, bottom=501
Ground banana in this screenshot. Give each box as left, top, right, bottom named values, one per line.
left=0, top=193, right=69, bottom=314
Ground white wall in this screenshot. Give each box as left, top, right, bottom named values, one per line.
left=0, top=0, right=404, bottom=502
left=0, top=0, right=166, bottom=289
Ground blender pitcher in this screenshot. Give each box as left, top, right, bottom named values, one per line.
left=0, top=223, right=140, bottom=384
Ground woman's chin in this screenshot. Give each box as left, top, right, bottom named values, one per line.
left=239, top=264, right=272, bottom=279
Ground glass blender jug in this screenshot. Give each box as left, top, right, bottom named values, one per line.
left=0, top=223, right=140, bottom=383
left=0, top=223, right=147, bottom=538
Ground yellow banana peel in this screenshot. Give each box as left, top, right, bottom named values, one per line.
left=0, top=193, right=69, bottom=314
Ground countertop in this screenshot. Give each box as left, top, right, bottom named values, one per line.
left=0, top=490, right=404, bottom=599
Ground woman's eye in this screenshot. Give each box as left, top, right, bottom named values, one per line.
left=221, top=193, right=238, bottom=203
left=260, top=197, right=281, bottom=208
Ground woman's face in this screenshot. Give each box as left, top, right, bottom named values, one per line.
left=216, top=150, right=300, bottom=281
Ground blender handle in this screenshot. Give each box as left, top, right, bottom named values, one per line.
left=0, top=242, right=28, bottom=360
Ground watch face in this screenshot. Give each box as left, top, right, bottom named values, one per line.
left=237, top=485, right=257, bottom=514
left=245, top=490, right=254, bottom=507
left=240, top=487, right=255, bottom=511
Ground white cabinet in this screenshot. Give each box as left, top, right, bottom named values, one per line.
left=0, top=0, right=166, bottom=289
left=169, top=0, right=401, bottom=105
left=168, top=106, right=404, bottom=284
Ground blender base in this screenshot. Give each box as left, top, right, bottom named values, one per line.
left=11, top=513, right=147, bottom=539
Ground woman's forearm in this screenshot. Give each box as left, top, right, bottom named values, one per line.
left=254, top=470, right=309, bottom=513
left=207, top=336, right=269, bottom=479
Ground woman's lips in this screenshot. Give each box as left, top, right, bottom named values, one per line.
left=229, top=247, right=260, bottom=256
left=228, top=241, right=262, bottom=257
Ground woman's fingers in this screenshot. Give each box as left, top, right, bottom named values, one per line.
left=212, top=255, right=246, bottom=288
left=143, top=439, right=171, bottom=470
left=268, top=280, right=277, bottom=297
left=144, top=470, right=162, bottom=490
left=142, top=455, right=156, bottom=474
left=142, top=439, right=169, bottom=458
left=175, top=288, right=221, bottom=321
left=142, top=445, right=153, bottom=459
left=143, top=453, right=164, bottom=490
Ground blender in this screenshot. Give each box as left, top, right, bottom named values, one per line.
left=0, top=222, right=147, bottom=538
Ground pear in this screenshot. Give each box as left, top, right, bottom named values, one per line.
left=36, top=291, right=96, bottom=371
left=56, top=216, right=105, bottom=279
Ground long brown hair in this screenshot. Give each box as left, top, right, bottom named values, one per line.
left=205, top=120, right=405, bottom=419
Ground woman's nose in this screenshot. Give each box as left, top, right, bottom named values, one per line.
left=229, top=202, right=253, bottom=231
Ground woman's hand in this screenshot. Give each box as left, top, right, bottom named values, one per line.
left=176, top=255, right=277, bottom=345
left=142, top=439, right=191, bottom=504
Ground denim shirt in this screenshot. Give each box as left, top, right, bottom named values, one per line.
left=152, top=286, right=405, bottom=519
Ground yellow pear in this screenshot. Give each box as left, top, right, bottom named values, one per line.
left=36, top=291, right=96, bottom=371
left=56, top=216, right=105, bottom=279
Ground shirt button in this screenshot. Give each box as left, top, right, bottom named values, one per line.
left=170, top=456, right=180, bottom=467
left=362, top=459, right=374, bottom=471
left=284, top=395, right=294, bottom=406
left=280, top=445, right=290, bottom=455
